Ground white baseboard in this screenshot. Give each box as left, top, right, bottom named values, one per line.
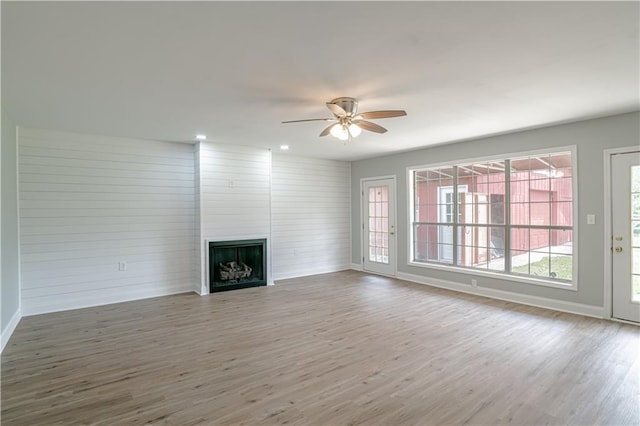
left=396, top=272, right=605, bottom=319
left=273, top=265, right=353, bottom=282
left=350, top=263, right=363, bottom=271
left=23, top=288, right=196, bottom=316
left=1, top=308, right=22, bottom=353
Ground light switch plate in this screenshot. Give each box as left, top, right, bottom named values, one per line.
left=587, top=214, right=596, bottom=225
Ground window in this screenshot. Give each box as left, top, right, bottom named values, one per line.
left=410, top=149, right=575, bottom=288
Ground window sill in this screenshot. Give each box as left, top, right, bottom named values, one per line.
left=407, top=260, right=578, bottom=291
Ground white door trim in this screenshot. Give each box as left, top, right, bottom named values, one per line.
left=360, top=175, right=397, bottom=277
left=603, top=146, right=640, bottom=320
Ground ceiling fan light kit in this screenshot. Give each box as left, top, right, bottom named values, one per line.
left=282, top=97, right=407, bottom=143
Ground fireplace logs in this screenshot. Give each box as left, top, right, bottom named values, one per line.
left=219, top=261, right=252, bottom=282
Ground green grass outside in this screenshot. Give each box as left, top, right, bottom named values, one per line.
left=512, top=255, right=572, bottom=280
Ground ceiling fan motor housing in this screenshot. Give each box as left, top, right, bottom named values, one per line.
left=330, top=97, right=358, bottom=117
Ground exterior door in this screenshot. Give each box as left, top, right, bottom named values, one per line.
left=363, top=178, right=396, bottom=276
left=612, top=151, right=640, bottom=323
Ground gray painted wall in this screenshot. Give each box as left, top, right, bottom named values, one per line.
left=2, top=109, right=20, bottom=331
left=351, top=112, right=640, bottom=307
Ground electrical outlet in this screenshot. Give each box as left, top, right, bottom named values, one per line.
left=471, top=279, right=478, bottom=287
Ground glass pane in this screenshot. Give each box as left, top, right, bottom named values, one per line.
left=460, top=201, right=490, bottom=225
left=633, top=221, right=640, bottom=247
left=632, top=193, right=640, bottom=219
left=633, top=275, right=640, bottom=302
left=633, top=248, right=640, bottom=275
left=510, top=250, right=530, bottom=274
left=380, top=186, right=388, bottom=202
left=511, top=203, right=530, bottom=225
left=550, top=255, right=572, bottom=280
left=549, top=151, right=572, bottom=169
left=459, top=225, right=473, bottom=247
left=510, top=157, right=531, bottom=181
left=551, top=201, right=573, bottom=226
left=530, top=202, right=551, bottom=226
left=511, top=227, right=530, bottom=252
left=530, top=228, right=550, bottom=255
left=530, top=188, right=551, bottom=203
left=551, top=177, right=573, bottom=197
left=437, top=225, right=455, bottom=247
left=438, top=203, right=454, bottom=223
left=530, top=155, right=552, bottom=180
left=489, top=227, right=506, bottom=258
left=420, top=203, right=439, bottom=222
left=510, top=180, right=530, bottom=203
left=632, top=166, right=640, bottom=193
left=528, top=255, right=551, bottom=278
left=488, top=226, right=506, bottom=271
left=437, top=244, right=454, bottom=264
left=551, top=229, right=573, bottom=254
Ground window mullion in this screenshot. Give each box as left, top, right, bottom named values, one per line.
left=452, top=166, right=459, bottom=266
left=504, top=159, right=512, bottom=273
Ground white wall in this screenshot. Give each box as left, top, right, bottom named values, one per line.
left=1, top=108, right=20, bottom=351
left=194, top=145, right=202, bottom=293
left=271, top=154, right=351, bottom=280
left=12, top=128, right=354, bottom=314
left=18, top=128, right=197, bottom=315
left=197, top=142, right=271, bottom=293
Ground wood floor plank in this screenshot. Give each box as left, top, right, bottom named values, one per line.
left=2, top=271, right=638, bottom=425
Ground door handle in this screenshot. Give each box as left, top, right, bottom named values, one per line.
left=389, top=232, right=395, bottom=235
left=615, top=246, right=623, bottom=253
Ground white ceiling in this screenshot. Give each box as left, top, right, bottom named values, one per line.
left=3, top=1, right=638, bottom=161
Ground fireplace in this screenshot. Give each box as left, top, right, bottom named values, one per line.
left=209, top=239, right=267, bottom=293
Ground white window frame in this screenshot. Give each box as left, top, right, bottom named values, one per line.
left=407, top=145, right=578, bottom=291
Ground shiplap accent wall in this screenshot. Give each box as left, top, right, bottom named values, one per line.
left=197, top=142, right=271, bottom=293
left=271, top=154, right=351, bottom=280
left=16, top=129, right=353, bottom=313
left=18, top=128, right=196, bottom=315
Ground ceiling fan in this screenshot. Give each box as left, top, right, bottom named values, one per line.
left=282, top=97, right=407, bottom=142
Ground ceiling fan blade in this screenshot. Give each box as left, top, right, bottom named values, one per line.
left=319, top=124, right=334, bottom=137
left=358, top=110, right=407, bottom=120
left=326, top=102, right=347, bottom=117
left=357, top=120, right=388, bottom=134
left=282, top=118, right=334, bottom=124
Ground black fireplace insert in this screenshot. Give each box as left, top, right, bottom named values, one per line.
left=209, top=239, right=266, bottom=292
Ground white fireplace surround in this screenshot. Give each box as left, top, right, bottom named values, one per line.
left=200, top=237, right=273, bottom=295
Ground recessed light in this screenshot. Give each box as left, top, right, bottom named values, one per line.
left=280, top=145, right=289, bottom=150
left=195, top=134, right=207, bottom=141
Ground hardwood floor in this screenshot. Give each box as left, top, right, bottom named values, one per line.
left=2, top=271, right=638, bottom=425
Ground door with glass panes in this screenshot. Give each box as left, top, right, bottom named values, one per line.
left=612, top=151, right=640, bottom=323
left=363, top=178, right=396, bottom=276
